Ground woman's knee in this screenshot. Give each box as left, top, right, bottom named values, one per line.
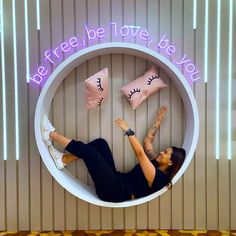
left=96, top=138, right=108, bottom=145
left=90, top=138, right=108, bottom=147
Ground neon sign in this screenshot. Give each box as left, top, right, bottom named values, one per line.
left=30, top=22, right=201, bottom=85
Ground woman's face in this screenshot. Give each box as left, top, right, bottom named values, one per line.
left=156, top=147, right=173, bottom=166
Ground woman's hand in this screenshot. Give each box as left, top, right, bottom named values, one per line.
left=114, top=118, right=129, bottom=132
left=155, top=106, right=168, bottom=127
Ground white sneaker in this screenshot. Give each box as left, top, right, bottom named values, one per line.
left=41, top=114, right=56, bottom=146
left=48, top=145, right=66, bottom=170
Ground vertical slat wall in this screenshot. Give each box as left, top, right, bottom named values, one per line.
left=28, top=0, right=41, bottom=230
left=40, top=0, right=53, bottom=230
left=231, top=1, right=236, bottom=230
left=159, top=0, right=172, bottom=229
left=207, top=0, right=218, bottom=230
left=171, top=0, right=184, bottom=230
left=0, top=0, right=235, bottom=231
left=17, top=0, right=29, bottom=229
left=147, top=0, right=160, bottom=229
left=195, top=0, right=206, bottom=230
left=123, top=0, right=136, bottom=229
left=75, top=0, right=89, bottom=230
left=183, top=0, right=195, bottom=229
left=51, top=0, right=65, bottom=230
left=5, top=0, right=17, bottom=230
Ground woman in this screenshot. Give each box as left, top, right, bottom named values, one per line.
left=41, top=106, right=185, bottom=202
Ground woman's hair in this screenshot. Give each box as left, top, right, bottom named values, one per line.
left=166, top=146, right=186, bottom=189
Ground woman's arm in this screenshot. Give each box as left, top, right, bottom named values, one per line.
left=143, top=106, right=168, bottom=160
left=114, top=118, right=156, bottom=187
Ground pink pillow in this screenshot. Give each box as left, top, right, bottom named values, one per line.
left=85, top=67, right=109, bottom=110
left=120, top=66, right=168, bottom=110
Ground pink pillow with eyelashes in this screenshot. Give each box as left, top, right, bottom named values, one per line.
left=120, top=66, right=168, bottom=110
left=85, top=67, right=109, bottom=110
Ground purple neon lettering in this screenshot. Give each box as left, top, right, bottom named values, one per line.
left=30, top=74, right=43, bottom=84
left=175, top=54, right=191, bottom=65
left=110, top=22, right=118, bottom=36
left=53, top=47, right=60, bottom=59
left=166, top=45, right=176, bottom=56
left=120, top=26, right=129, bottom=37
left=29, top=22, right=202, bottom=85
left=129, top=26, right=140, bottom=38
left=190, top=71, right=201, bottom=82
left=86, top=26, right=97, bottom=40
left=157, top=34, right=169, bottom=49
left=38, top=66, right=48, bottom=76
left=69, top=37, right=79, bottom=48
left=186, top=63, right=196, bottom=73
left=44, top=50, right=54, bottom=64
left=97, top=28, right=106, bottom=38
left=61, top=42, right=71, bottom=52
left=139, top=30, right=148, bottom=41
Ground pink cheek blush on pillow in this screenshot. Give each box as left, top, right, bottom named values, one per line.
left=85, top=67, right=109, bottom=110
left=120, top=65, right=168, bottom=110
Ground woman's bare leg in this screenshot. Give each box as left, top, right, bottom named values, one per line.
left=49, top=131, right=80, bottom=163
left=62, top=154, right=78, bottom=164
left=49, top=131, right=71, bottom=148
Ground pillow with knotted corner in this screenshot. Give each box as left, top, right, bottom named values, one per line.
left=120, top=65, right=168, bottom=110
left=85, top=67, right=109, bottom=110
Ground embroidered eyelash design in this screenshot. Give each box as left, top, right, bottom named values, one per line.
left=97, top=78, right=104, bottom=92
left=147, top=75, right=159, bottom=85
left=127, top=88, right=141, bottom=99
left=98, top=97, right=104, bottom=106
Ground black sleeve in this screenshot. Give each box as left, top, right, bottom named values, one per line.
left=151, top=168, right=168, bottom=192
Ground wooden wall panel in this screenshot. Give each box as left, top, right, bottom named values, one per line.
left=0, top=9, right=4, bottom=226
left=159, top=0, right=172, bottom=229
left=51, top=0, right=65, bottom=230
left=28, top=0, right=41, bottom=230
left=40, top=0, right=53, bottom=230
left=147, top=0, right=160, bottom=229
left=111, top=0, right=124, bottom=229
left=135, top=0, right=148, bottom=229
left=171, top=0, right=184, bottom=230
left=123, top=0, right=136, bottom=229
left=206, top=0, right=218, bottom=229
left=5, top=0, right=18, bottom=230
left=218, top=0, right=230, bottom=229
left=63, top=0, right=77, bottom=230
left=183, top=0, right=195, bottom=229
left=195, top=0, right=206, bottom=230
left=230, top=1, right=236, bottom=229
left=87, top=0, right=101, bottom=229
left=17, top=0, right=30, bottom=230
left=75, top=0, right=89, bottom=230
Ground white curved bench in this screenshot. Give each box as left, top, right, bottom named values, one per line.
left=34, top=42, right=199, bottom=208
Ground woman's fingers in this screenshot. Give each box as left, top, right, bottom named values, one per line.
left=160, top=106, right=167, bottom=113
left=114, top=118, right=129, bottom=131
left=114, top=118, right=124, bottom=126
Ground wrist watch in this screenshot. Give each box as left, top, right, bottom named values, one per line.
left=124, top=128, right=135, bottom=136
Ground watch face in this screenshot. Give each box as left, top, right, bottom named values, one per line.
left=127, top=129, right=135, bottom=136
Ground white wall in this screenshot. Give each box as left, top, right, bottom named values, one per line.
left=0, top=0, right=235, bottom=231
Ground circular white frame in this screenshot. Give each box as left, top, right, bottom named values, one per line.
left=35, top=42, right=199, bottom=208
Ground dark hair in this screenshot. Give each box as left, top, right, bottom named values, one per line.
left=166, top=146, right=186, bottom=189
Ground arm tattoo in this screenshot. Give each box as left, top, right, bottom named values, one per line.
left=145, top=148, right=158, bottom=160
left=146, top=124, right=158, bottom=140
left=143, top=124, right=159, bottom=160
left=150, top=124, right=158, bottom=136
